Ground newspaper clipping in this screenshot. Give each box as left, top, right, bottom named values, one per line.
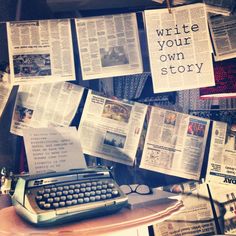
left=77, top=90, right=147, bottom=165
left=208, top=183, right=236, bottom=235
left=144, top=3, right=215, bottom=93
left=206, top=121, right=236, bottom=186
left=75, top=13, right=143, bottom=80
left=10, top=82, right=84, bottom=136
left=23, top=127, right=87, bottom=174
left=154, top=182, right=217, bottom=236
left=209, top=14, right=236, bottom=61
left=7, top=19, right=75, bottom=84
left=140, top=107, right=210, bottom=180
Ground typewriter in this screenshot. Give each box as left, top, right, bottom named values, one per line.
left=12, top=167, right=128, bottom=226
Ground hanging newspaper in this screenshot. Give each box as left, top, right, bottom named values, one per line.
left=208, top=14, right=236, bottom=61
left=7, top=19, right=75, bottom=84
left=144, top=3, right=215, bottom=93
left=75, top=13, right=143, bottom=80
left=0, top=67, right=12, bottom=118
left=77, top=90, right=147, bottom=165
left=140, top=106, right=210, bottom=180
left=154, top=182, right=217, bottom=236
left=206, top=121, right=236, bottom=186
left=208, top=183, right=236, bottom=235
left=10, top=82, right=84, bottom=136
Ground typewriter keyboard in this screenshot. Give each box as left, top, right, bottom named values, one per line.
left=35, top=179, right=120, bottom=210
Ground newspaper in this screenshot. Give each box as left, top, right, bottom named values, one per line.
left=204, top=0, right=236, bottom=16
left=10, top=82, right=84, bottom=136
left=0, top=63, right=12, bottom=118
left=154, top=182, right=217, bottom=236
left=75, top=13, right=143, bottom=80
left=144, top=3, right=215, bottom=93
left=77, top=90, right=147, bottom=165
left=208, top=14, right=236, bottom=61
left=23, top=127, right=87, bottom=174
left=208, top=183, right=236, bottom=235
left=7, top=19, right=75, bottom=84
left=206, top=121, right=236, bottom=186
left=140, top=106, right=210, bottom=180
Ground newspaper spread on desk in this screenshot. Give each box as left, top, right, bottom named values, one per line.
left=77, top=90, right=147, bottom=165
left=206, top=121, right=236, bottom=186
left=144, top=3, right=214, bottom=93
left=208, top=183, right=236, bottom=235
left=6, top=19, right=75, bottom=84
left=208, top=14, right=236, bottom=61
left=140, top=106, right=210, bottom=180
left=10, top=82, right=84, bottom=136
left=154, top=182, right=217, bottom=236
left=75, top=13, right=143, bottom=80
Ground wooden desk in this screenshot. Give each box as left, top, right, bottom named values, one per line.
left=0, top=198, right=183, bottom=235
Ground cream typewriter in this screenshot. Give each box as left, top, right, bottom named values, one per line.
left=12, top=168, right=128, bottom=226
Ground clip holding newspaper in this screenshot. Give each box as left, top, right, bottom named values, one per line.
left=7, top=19, right=76, bottom=84
left=143, top=3, right=215, bottom=93
left=75, top=13, right=143, bottom=80
left=140, top=106, right=210, bottom=180
left=77, top=90, right=147, bottom=166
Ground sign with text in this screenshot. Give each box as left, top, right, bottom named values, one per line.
left=23, top=127, right=87, bottom=174
left=144, top=3, right=215, bottom=93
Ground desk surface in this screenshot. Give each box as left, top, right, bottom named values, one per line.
left=0, top=198, right=183, bottom=235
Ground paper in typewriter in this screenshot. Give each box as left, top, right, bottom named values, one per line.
left=23, top=127, right=87, bottom=174
left=10, top=82, right=84, bottom=136
left=140, top=106, right=210, bottom=180
left=144, top=3, right=215, bottom=93
left=7, top=19, right=75, bottom=84
left=206, top=121, right=236, bottom=186
left=75, top=13, right=143, bottom=80
left=77, top=90, right=147, bottom=165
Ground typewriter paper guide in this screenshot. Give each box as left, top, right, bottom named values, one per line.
left=23, top=127, right=87, bottom=174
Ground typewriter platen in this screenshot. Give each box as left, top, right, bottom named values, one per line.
left=12, top=168, right=128, bottom=226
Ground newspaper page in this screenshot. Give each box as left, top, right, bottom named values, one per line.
left=75, top=13, right=143, bottom=80
left=140, top=106, right=210, bottom=180
left=0, top=68, right=12, bottom=118
left=77, top=90, right=147, bottom=165
left=208, top=183, right=236, bottom=235
left=204, top=0, right=236, bottom=15
left=144, top=3, right=215, bottom=93
left=7, top=19, right=75, bottom=84
left=206, top=121, right=236, bottom=186
left=209, top=14, right=236, bottom=61
left=10, top=82, right=84, bottom=136
left=23, top=127, right=87, bottom=174
left=154, top=182, right=217, bottom=236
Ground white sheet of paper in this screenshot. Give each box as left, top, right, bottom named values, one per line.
left=23, top=127, right=87, bottom=174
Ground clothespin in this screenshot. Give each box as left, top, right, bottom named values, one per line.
left=166, top=0, right=172, bottom=14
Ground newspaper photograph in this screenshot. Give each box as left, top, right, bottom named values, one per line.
left=7, top=19, right=75, bottom=84
left=206, top=121, right=236, bottom=186
left=144, top=3, right=215, bottom=93
left=75, top=13, right=143, bottom=80
left=10, top=82, right=84, bottom=136
left=208, top=183, right=236, bottom=235
left=140, top=106, right=210, bottom=180
left=77, top=90, right=147, bottom=165
left=208, top=14, right=236, bottom=61
left=154, top=182, right=217, bottom=236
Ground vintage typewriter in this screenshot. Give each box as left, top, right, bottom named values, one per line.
left=12, top=167, right=128, bottom=226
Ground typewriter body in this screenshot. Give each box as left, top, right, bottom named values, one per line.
left=12, top=168, right=128, bottom=226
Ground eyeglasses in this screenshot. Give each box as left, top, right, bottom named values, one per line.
left=120, top=184, right=153, bottom=195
